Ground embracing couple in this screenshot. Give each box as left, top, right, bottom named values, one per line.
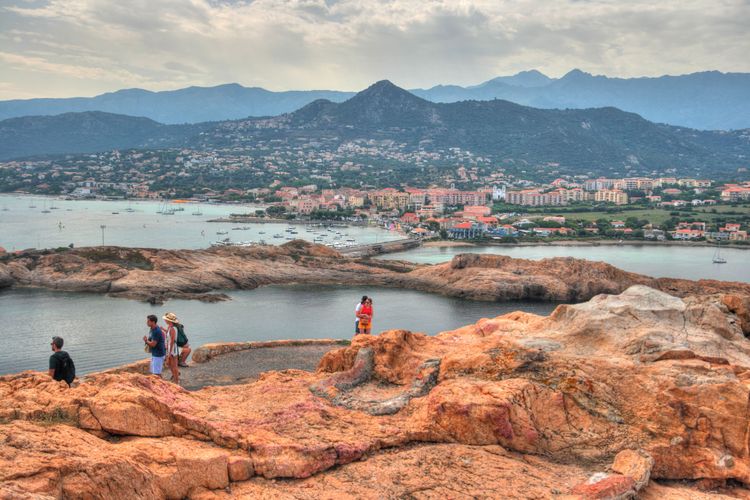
left=143, top=313, right=192, bottom=384
left=354, top=295, right=374, bottom=335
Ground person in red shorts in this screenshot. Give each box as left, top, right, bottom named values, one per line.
left=357, top=297, right=373, bottom=335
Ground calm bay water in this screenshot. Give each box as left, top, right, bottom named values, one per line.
left=0, top=194, right=401, bottom=251
left=0, top=285, right=556, bottom=376
left=380, top=244, right=750, bottom=282
left=3, top=194, right=748, bottom=377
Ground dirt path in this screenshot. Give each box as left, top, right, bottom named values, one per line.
left=175, top=344, right=340, bottom=390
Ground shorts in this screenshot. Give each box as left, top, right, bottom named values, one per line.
left=359, top=321, right=371, bottom=331
left=150, top=356, right=165, bottom=375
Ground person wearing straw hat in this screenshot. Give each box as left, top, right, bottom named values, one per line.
left=162, top=312, right=181, bottom=384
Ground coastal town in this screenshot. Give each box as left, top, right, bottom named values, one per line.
left=1, top=147, right=749, bottom=245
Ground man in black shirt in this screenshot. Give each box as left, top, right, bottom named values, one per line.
left=48, top=336, right=75, bottom=386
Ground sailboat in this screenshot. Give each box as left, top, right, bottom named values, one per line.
left=713, top=247, right=727, bottom=264
left=41, top=199, right=51, bottom=214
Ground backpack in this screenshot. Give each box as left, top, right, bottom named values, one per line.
left=176, top=323, right=189, bottom=348
left=58, top=352, right=76, bottom=386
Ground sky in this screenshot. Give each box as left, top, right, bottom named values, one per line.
left=1, top=0, right=749, bottom=100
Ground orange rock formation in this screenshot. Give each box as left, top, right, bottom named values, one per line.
left=2, top=285, right=750, bottom=498
left=1, top=242, right=749, bottom=305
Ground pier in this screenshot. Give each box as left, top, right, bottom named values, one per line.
left=338, top=237, right=422, bottom=258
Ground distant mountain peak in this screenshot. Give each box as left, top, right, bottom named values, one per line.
left=291, top=80, right=435, bottom=127
left=477, top=70, right=553, bottom=89
left=561, top=69, right=592, bottom=80
left=347, top=80, right=430, bottom=107
left=357, top=80, right=416, bottom=97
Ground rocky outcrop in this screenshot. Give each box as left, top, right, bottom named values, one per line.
left=1, top=242, right=749, bottom=304
left=0, top=264, right=12, bottom=289
left=310, top=347, right=442, bottom=415
left=2, top=285, right=750, bottom=498
left=191, top=338, right=349, bottom=364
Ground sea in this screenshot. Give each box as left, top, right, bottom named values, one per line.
left=0, top=285, right=556, bottom=376
left=380, top=244, right=750, bottom=282
left=0, top=194, right=402, bottom=251
left=1, top=193, right=747, bottom=375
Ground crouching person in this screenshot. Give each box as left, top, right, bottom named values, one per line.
left=49, top=336, right=75, bottom=386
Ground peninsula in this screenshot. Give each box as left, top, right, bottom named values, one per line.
left=1, top=240, right=749, bottom=304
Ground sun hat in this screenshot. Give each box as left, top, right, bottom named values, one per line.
left=163, top=312, right=179, bottom=323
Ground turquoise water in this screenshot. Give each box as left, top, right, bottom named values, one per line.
left=0, top=285, right=556, bottom=376
left=0, top=194, right=401, bottom=251
left=380, top=244, right=750, bottom=282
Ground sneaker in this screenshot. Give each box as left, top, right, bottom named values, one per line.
left=178, top=362, right=189, bottom=368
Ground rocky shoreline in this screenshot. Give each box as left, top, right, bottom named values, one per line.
left=1, top=240, right=749, bottom=305
left=3, top=285, right=750, bottom=498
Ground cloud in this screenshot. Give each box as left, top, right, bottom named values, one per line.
left=0, top=0, right=748, bottom=99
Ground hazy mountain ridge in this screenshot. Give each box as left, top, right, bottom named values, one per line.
left=0, top=85, right=355, bottom=125
left=0, top=112, right=205, bottom=160
left=1, top=70, right=749, bottom=130
left=3, top=81, right=746, bottom=179
left=256, top=81, right=748, bottom=174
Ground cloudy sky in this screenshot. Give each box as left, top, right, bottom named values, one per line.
left=1, top=0, right=749, bottom=99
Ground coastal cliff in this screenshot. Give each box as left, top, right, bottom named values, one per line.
left=1, top=240, right=749, bottom=303
left=2, top=286, right=750, bottom=498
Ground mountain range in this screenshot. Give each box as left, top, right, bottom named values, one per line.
left=1, top=80, right=748, bottom=180
left=1, top=70, right=749, bottom=130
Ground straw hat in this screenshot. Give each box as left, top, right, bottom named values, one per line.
left=163, top=312, right=179, bottom=324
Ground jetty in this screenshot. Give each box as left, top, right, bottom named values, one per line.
left=338, top=237, right=422, bottom=257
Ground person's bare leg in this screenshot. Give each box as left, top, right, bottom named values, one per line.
left=170, top=356, right=179, bottom=384
left=179, top=345, right=191, bottom=366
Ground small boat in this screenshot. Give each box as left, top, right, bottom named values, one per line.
left=258, top=231, right=266, bottom=235
left=111, top=212, right=119, bottom=215
left=216, top=231, right=228, bottom=235
left=273, top=234, right=284, bottom=239
left=713, top=247, right=727, bottom=264
left=210, top=238, right=233, bottom=247
left=192, top=211, right=203, bottom=216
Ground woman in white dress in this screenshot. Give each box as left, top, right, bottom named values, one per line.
left=163, top=312, right=181, bottom=384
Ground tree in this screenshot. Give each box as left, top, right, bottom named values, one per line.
left=266, top=205, right=287, bottom=216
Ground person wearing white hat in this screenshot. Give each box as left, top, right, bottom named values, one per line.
left=163, top=312, right=181, bottom=384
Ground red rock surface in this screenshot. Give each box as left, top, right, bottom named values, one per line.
left=2, top=285, right=750, bottom=498
left=2, top=242, right=749, bottom=305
